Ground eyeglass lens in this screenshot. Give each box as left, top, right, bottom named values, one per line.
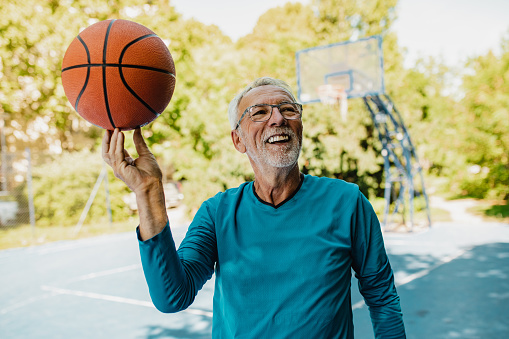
left=249, top=103, right=301, bottom=122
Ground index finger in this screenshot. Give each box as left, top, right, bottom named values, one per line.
left=133, top=127, right=151, bottom=156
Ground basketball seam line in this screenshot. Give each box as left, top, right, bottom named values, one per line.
left=74, top=35, right=91, bottom=112
left=103, top=20, right=117, bottom=129
left=119, top=69, right=158, bottom=117
left=61, top=64, right=175, bottom=77
left=119, top=34, right=157, bottom=64
left=117, top=33, right=161, bottom=118
left=77, top=35, right=91, bottom=64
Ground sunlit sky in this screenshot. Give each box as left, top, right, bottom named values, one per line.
left=171, top=0, right=509, bottom=68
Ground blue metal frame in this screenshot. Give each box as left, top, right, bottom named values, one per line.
left=363, top=94, right=431, bottom=230
left=324, top=70, right=354, bottom=93
left=296, top=35, right=385, bottom=104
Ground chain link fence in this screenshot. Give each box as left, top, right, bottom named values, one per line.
left=0, top=146, right=155, bottom=244
left=0, top=147, right=183, bottom=234
left=0, top=148, right=35, bottom=229
left=0, top=148, right=118, bottom=233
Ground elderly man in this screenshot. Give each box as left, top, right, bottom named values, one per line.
left=102, top=77, right=406, bottom=338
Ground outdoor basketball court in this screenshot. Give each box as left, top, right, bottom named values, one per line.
left=1, top=35, right=507, bottom=339
left=1, top=204, right=508, bottom=338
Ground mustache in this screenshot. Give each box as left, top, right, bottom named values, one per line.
left=261, top=127, right=297, bottom=143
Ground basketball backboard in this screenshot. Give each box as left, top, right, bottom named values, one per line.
left=296, top=35, right=385, bottom=103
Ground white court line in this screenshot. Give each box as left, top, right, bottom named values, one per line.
left=62, top=264, right=141, bottom=284
left=32, top=249, right=471, bottom=315
left=0, top=293, right=54, bottom=315
left=35, top=234, right=132, bottom=256
left=40, top=285, right=213, bottom=318
left=0, top=234, right=132, bottom=260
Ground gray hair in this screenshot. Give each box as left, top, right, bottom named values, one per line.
left=228, top=77, right=297, bottom=130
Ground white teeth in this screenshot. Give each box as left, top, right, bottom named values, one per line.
left=267, top=135, right=289, bottom=143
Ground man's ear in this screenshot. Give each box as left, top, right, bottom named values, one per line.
left=231, top=129, right=247, bottom=153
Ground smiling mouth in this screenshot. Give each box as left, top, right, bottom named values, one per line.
left=267, top=134, right=290, bottom=144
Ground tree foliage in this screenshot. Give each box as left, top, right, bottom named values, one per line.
left=453, top=39, right=509, bottom=199
left=1, top=0, right=506, bottom=226
left=32, top=150, right=132, bottom=226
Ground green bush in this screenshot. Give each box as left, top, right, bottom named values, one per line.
left=456, top=164, right=509, bottom=200
left=32, top=150, right=132, bottom=227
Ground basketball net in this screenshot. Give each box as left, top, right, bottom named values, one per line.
left=317, top=84, right=348, bottom=122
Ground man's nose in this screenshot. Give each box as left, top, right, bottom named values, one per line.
left=268, top=107, right=286, bottom=126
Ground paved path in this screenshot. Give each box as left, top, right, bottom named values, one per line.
left=1, top=201, right=508, bottom=338
left=354, top=197, right=509, bottom=338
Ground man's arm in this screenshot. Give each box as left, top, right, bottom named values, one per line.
left=137, top=218, right=216, bottom=312
left=351, top=190, right=406, bottom=338
left=102, top=128, right=167, bottom=240
left=102, top=128, right=215, bottom=312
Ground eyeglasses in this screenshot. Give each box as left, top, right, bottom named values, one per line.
left=235, top=102, right=303, bottom=130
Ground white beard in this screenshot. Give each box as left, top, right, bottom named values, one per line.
left=243, top=127, right=302, bottom=168
left=259, top=139, right=301, bottom=167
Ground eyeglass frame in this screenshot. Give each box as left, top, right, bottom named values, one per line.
left=234, top=102, right=303, bottom=130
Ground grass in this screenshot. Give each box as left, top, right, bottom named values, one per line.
left=379, top=207, right=452, bottom=232
left=2, top=199, right=505, bottom=251
left=372, top=196, right=452, bottom=228
left=428, top=207, right=453, bottom=222
left=467, top=200, right=509, bottom=223
left=0, top=218, right=137, bottom=251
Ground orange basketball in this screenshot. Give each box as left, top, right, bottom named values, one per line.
left=61, top=19, right=176, bottom=130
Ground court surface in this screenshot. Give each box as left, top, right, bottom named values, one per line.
left=1, top=210, right=508, bottom=338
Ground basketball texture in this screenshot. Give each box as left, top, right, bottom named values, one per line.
left=61, top=19, right=176, bottom=130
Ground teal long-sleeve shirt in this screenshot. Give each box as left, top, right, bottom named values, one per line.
left=138, top=174, right=406, bottom=338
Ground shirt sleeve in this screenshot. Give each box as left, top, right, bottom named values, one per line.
left=138, top=198, right=218, bottom=313
left=350, top=190, right=406, bottom=338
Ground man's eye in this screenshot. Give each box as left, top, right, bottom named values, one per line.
left=251, top=107, right=269, bottom=116
left=280, top=104, right=298, bottom=113
left=280, top=107, right=295, bottom=113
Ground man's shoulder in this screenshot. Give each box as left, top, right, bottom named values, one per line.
left=205, top=181, right=252, bottom=204
left=195, top=182, right=251, bottom=220
left=304, top=174, right=359, bottom=193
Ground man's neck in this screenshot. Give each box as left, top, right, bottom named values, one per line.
left=252, top=164, right=301, bottom=206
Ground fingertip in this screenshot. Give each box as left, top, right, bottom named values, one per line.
left=133, top=127, right=144, bottom=141
left=116, top=129, right=125, bottom=146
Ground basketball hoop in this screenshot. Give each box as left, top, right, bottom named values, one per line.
left=317, top=84, right=348, bottom=121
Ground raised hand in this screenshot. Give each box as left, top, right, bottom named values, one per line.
left=102, top=128, right=163, bottom=194
left=102, top=128, right=168, bottom=239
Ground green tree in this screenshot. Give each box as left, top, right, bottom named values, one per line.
left=0, top=0, right=244, bottom=217
left=8, top=0, right=496, bottom=225
left=453, top=36, right=509, bottom=199
left=235, top=1, right=403, bottom=199
left=312, top=0, right=398, bottom=43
